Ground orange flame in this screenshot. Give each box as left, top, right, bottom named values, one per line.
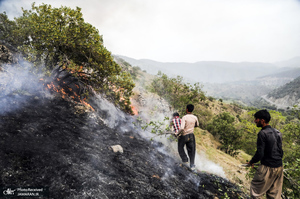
left=129, top=97, right=138, bottom=115
left=44, top=80, right=94, bottom=111
left=130, top=105, right=138, bottom=115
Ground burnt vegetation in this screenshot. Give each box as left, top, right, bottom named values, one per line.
left=0, top=63, right=249, bottom=198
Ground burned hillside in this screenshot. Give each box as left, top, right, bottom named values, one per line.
left=0, top=95, right=247, bottom=198
left=0, top=56, right=249, bottom=198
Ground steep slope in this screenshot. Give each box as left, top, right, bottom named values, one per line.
left=0, top=66, right=250, bottom=198
left=265, top=76, right=300, bottom=108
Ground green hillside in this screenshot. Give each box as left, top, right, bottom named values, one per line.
left=115, top=57, right=300, bottom=198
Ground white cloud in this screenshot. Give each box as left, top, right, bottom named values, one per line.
left=1, top=0, right=300, bottom=62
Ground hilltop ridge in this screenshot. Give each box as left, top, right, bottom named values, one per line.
left=116, top=55, right=278, bottom=84
left=116, top=55, right=300, bottom=109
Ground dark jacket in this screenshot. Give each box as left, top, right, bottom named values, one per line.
left=250, top=125, right=283, bottom=168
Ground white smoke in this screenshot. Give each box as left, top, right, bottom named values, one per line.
left=91, top=87, right=226, bottom=178
left=154, top=130, right=226, bottom=178
left=132, top=91, right=226, bottom=177
left=0, top=62, right=48, bottom=115
left=92, top=94, right=127, bottom=129
left=91, top=93, right=138, bottom=135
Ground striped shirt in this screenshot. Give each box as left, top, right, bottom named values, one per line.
left=172, top=116, right=181, bottom=133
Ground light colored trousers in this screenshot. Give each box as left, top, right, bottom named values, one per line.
left=250, top=164, right=284, bottom=199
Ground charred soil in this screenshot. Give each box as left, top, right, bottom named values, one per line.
left=0, top=92, right=250, bottom=198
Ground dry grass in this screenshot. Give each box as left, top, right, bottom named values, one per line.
left=126, top=64, right=254, bottom=195
left=195, top=128, right=252, bottom=194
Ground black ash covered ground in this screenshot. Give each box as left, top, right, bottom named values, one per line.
left=0, top=92, right=250, bottom=198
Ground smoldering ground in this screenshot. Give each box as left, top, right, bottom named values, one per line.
left=0, top=62, right=249, bottom=198
left=127, top=87, right=226, bottom=178
left=0, top=63, right=47, bottom=115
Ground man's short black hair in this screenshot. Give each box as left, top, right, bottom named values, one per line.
left=254, top=109, right=271, bottom=123
left=187, top=104, right=194, bottom=112
left=173, top=112, right=179, bottom=117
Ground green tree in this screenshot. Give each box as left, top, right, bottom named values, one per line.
left=207, top=112, right=242, bottom=156
left=291, top=105, right=300, bottom=120
left=150, top=72, right=206, bottom=115
left=1, top=4, right=135, bottom=112
left=236, top=122, right=257, bottom=155
left=269, top=110, right=286, bottom=130
left=236, top=110, right=260, bottom=155
left=281, top=120, right=300, bottom=197
left=0, top=12, right=18, bottom=46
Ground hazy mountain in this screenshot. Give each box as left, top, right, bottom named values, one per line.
left=203, top=67, right=300, bottom=106
left=116, top=55, right=281, bottom=84
left=116, top=55, right=300, bottom=108
left=274, top=56, right=300, bottom=68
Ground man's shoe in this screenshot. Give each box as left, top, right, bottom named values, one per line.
left=190, top=166, right=196, bottom=172
left=181, top=162, right=189, bottom=168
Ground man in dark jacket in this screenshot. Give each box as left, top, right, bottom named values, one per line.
left=247, top=109, right=284, bottom=199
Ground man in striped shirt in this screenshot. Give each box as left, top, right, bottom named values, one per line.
left=170, top=112, right=181, bottom=134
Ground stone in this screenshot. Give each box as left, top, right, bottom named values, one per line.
left=110, top=145, right=124, bottom=153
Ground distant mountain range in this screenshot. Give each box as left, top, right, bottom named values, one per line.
left=115, top=55, right=300, bottom=108
left=116, top=55, right=300, bottom=83
left=266, top=76, right=300, bottom=108
left=274, top=56, right=300, bottom=68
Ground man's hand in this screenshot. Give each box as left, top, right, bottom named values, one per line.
left=174, top=131, right=183, bottom=138
left=246, top=162, right=254, bottom=168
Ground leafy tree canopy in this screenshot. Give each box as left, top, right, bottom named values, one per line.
left=0, top=3, right=135, bottom=113
left=207, top=112, right=242, bottom=156
left=150, top=71, right=206, bottom=115
left=0, top=12, right=17, bottom=46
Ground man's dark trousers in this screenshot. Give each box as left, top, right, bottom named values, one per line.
left=178, top=133, right=196, bottom=167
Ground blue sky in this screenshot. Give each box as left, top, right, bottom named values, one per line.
left=1, top=0, right=300, bottom=63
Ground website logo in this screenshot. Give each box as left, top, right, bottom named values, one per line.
left=1, top=187, right=49, bottom=197
left=3, top=188, right=16, bottom=196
